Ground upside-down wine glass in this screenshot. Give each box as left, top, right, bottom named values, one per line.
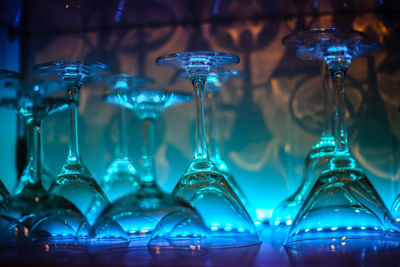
left=152, top=51, right=260, bottom=248
left=270, top=62, right=335, bottom=235
left=283, top=28, right=400, bottom=246
left=14, top=81, right=64, bottom=194
left=93, top=88, right=205, bottom=247
left=0, top=77, right=90, bottom=245
left=101, top=74, right=154, bottom=203
left=34, top=61, right=111, bottom=226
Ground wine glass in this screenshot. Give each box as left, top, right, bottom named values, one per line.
left=0, top=77, right=90, bottom=245
left=34, top=61, right=111, bottom=226
left=282, top=28, right=400, bottom=246
left=14, top=81, right=65, bottom=194
left=92, top=88, right=202, bottom=247
left=153, top=51, right=260, bottom=248
left=204, top=70, right=260, bottom=226
left=270, top=62, right=335, bottom=236
left=101, top=74, right=154, bottom=203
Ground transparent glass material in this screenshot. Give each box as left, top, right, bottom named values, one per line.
left=0, top=77, right=90, bottom=246
left=13, top=81, right=65, bottom=194
left=391, top=196, right=400, bottom=223
left=34, top=61, right=111, bottom=226
left=270, top=63, right=335, bottom=236
left=282, top=28, right=400, bottom=246
left=93, top=88, right=200, bottom=247
left=101, top=74, right=154, bottom=203
left=152, top=51, right=261, bottom=248
left=204, top=70, right=259, bottom=226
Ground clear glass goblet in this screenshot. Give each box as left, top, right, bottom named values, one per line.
left=13, top=81, right=65, bottom=194
left=283, top=28, right=400, bottom=246
left=92, top=88, right=203, bottom=247
left=270, top=62, right=335, bottom=237
left=34, top=61, right=111, bottom=225
left=153, top=51, right=261, bottom=248
left=101, top=73, right=154, bottom=203
left=0, top=78, right=90, bottom=246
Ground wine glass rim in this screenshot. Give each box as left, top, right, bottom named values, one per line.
left=156, top=51, right=240, bottom=67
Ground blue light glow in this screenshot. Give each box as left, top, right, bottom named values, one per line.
left=224, top=226, right=232, bottom=231
left=116, top=80, right=128, bottom=89
left=327, top=45, right=348, bottom=53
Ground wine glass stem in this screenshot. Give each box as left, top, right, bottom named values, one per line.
left=207, top=91, right=222, bottom=160
left=67, top=86, right=81, bottom=162
left=116, top=107, right=129, bottom=159
left=193, top=79, right=209, bottom=160
left=321, top=62, right=333, bottom=138
left=141, top=117, right=156, bottom=184
left=331, top=69, right=349, bottom=154
left=27, top=121, right=42, bottom=186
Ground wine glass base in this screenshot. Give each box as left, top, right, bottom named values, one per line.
left=50, top=162, right=110, bottom=226
left=286, top=168, right=400, bottom=245
left=34, top=61, right=110, bottom=85
left=102, top=158, right=140, bottom=203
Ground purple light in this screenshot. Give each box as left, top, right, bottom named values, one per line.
left=114, top=0, right=126, bottom=23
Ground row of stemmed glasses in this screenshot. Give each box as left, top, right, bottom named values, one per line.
left=3, top=34, right=398, bottom=251
left=277, top=28, right=400, bottom=248
left=0, top=53, right=261, bottom=251
left=0, top=71, right=90, bottom=247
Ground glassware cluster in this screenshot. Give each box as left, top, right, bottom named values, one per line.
left=0, top=28, right=399, bottom=252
